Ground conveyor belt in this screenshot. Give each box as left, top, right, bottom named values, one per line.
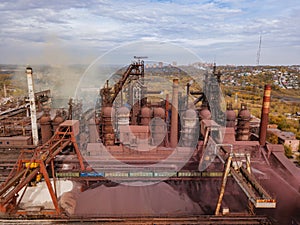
left=0, top=120, right=85, bottom=215
left=230, top=167, right=276, bottom=208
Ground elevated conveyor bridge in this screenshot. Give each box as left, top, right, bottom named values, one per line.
left=0, top=120, right=85, bottom=215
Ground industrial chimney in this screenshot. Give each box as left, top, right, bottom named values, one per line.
left=259, top=84, right=271, bottom=146
left=170, top=79, right=179, bottom=148
left=26, top=67, right=39, bottom=146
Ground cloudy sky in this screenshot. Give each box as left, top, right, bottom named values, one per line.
left=0, top=0, right=299, bottom=65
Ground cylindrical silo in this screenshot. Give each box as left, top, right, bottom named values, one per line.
left=226, top=103, right=236, bottom=128
left=52, top=110, right=65, bottom=132
left=101, top=107, right=115, bottom=146
left=236, top=103, right=251, bottom=141
left=151, top=107, right=166, bottom=147
left=180, top=109, right=199, bottom=147
left=140, top=106, right=153, bottom=126
left=40, top=109, right=52, bottom=144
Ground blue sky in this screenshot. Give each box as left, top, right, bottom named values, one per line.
left=0, top=0, right=299, bottom=65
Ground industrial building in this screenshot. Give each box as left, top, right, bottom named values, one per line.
left=0, top=60, right=299, bottom=224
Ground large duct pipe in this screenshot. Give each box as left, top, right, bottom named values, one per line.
left=26, top=67, right=39, bottom=145
left=259, top=84, right=271, bottom=146
left=170, top=79, right=179, bottom=148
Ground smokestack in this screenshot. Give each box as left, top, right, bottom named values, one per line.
left=259, top=84, right=271, bottom=146
left=170, top=79, right=179, bottom=148
left=26, top=67, right=39, bottom=146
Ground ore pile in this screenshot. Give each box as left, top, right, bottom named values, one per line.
left=62, top=182, right=202, bottom=217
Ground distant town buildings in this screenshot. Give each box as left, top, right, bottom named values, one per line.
left=267, top=125, right=299, bottom=152
left=220, top=65, right=300, bottom=90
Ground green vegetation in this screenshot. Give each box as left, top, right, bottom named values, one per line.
left=284, top=145, right=293, bottom=158
left=295, top=154, right=300, bottom=167
left=222, top=82, right=300, bottom=140
left=266, top=132, right=278, bottom=144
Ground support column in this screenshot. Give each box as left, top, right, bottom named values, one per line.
left=170, top=79, right=179, bottom=148
left=39, top=162, right=60, bottom=215
left=215, top=153, right=233, bottom=215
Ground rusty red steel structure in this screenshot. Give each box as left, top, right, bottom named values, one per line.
left=236, top=103, right=251, bottom=141
left=170, top=79, right=179, bottom=148
left=0, top=120, right=85, bottom=215
left=0, top=62, right=281, bottom=221
left=100, top=60, right=145, bottom=108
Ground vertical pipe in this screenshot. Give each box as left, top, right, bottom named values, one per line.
left=170, top=79, right=179, bottom=148
left=165, top=94, right=169, bottom=120
left=3, top=84, right=7, bottom=98
left=141, top=61, right=147, bottom=107
left=165, top=94, right=170, bottom=147
left=186, top=82, right=190, bottom=107
left=26, top=67, right=39, bottom=146
left=259, top=84, right=271, bottom=146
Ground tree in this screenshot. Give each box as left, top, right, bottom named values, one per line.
left=295, top=154, right=300, bottom=167
left=267, top=133, right=278, bottom=144
left=284, top=145, right=293, bottom=159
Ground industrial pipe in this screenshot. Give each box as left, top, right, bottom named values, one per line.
left=170, top=79, right=179, bottom=148
left=259, top=84, right=271, bottom=146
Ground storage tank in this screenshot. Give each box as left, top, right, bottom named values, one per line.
left=180, top=109, right=199, bottom=147
left=52, top=110, right=65, bottom=132
left=89, top=118, right=98, bottom=143
left=236, top=103, right=251, bottom=141
left=226, top=103, right=236, bottom=128
left=140, top=106, right=153, bottom=126
left=151, top=107, right=166, bottom=146
left=199, top=102, right=211, bottom=120
left=40, top=109, right=52, bottom=144
left=117, top=106, right=130, bottom=126
left=117, top=106, right=130, bottom=145
left=101, top=107, right=115, bottom=146
left=153, top=107, right=165, bottom=119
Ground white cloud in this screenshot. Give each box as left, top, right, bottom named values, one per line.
left=0, top=0, right=299, bottom=65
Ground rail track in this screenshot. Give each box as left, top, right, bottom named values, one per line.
left=0, top=215, right=272, bottom=224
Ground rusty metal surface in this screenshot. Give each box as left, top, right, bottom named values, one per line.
left=170, top=79, right=179, bottom=148
left=236, top=103, right=251, bottom=141
left=0, top=121, right=85, bottom=215
left=0, top=64, right=299, bottom=224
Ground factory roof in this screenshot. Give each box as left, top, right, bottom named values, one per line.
left=268, top=128, right=296, bottom=140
